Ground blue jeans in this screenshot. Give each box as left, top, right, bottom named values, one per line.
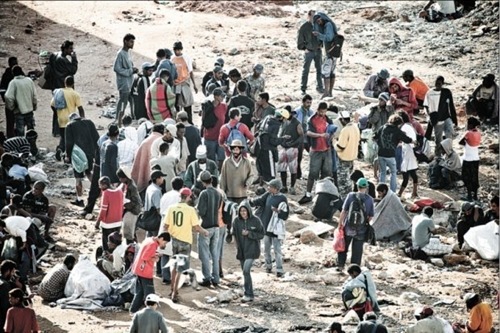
left=395, top=146, right=402, bottom=172
left=264, top=236, right=283, bottom=273
left=434, top=118, right=454, bottom=154
left=205, top=139, right=225, bottom=162
left=130, top=276, right=155, bottom=313
left=198, top=227, right=220, bottom=284
left=161, top=255, right=171, bottom=283
left=15, top=112, right=35, bottom=137
left=240, top=259, right=255, bottom=298
left=378, top=156, right=397, bottom=192
left=301, top=49, right=323, bottom=92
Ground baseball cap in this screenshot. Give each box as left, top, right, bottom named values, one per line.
left=461, top=202, right=474, bottom=212
left=177, top=111, right=188, bottom=120
left=215, top=57, right=224, bottom=66
left=378, top=69, right=390, bottom=79
left=150, top=170, right=166, bottom=181
left=482, top=73, right=495, bottom=81
left=213, top=66, right=223, bottom=73
left=145, top=293, right=161, bottom=305
left=356, top=177, right=368, bottom=188
left=253, top=63, right=264, bottom=74
left=199, top=170, right=212, bottom=182
left=275, top=109, right=290, bottom=119
left=141, top=62, right=155, bottom=71
left=213, top=87, right=225, bottom=97
left=265, top=179, right=282, bottom=190
left=180, top=187, right=192, bottom=197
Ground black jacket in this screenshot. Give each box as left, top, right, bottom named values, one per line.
left=297, top=21, right=321, bottom=51
left=375, top=124, right=412, bottom=158
left=65, top=118, right=100, bottom=162
left=250, top=191, right=288, bottom=237
left=233, top=201, right=265, bottom=260
left=430, top=88, right=457, bottom=126
left=53, top=52, right=78, bottom=89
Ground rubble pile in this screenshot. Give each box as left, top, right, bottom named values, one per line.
left=175, top=1, right=290, bottom=18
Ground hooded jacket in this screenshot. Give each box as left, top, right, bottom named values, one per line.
left=312, top=12, right=337, bottom=50
left=389, top=78, right=418, bottom=117
left=249, top=191, right=289, bottom=237
left=232, top=201, right=265, bottom=261
left=375, top=123, right=412, bottom=158
left=439, top=138, right=462, bottom=174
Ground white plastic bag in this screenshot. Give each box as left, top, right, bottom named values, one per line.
left=463, top=221, right=499, bottom=260
left=28, top=163, right=49, bottom=183
left=64, top=255, right=111, bottom=300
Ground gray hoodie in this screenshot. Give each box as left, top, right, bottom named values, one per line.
left=439, top=138, right=461, bottom=174
left=232, top=201, right=265, bottom=261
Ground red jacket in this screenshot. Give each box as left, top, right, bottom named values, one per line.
left=131, top=237, right=158, bottom=279
left=97, top=187, right=124, bottom=229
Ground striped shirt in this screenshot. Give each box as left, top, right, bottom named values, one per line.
left=145, top=78, right=176, bottom=122
left=3, top=137, right=30, bottom=155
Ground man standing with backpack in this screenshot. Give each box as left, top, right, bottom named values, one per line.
left=218, top=108, right=254, bottom=157
left=201, top=88, right=227, bottom=170
left=336, top=178, right=374, bottom=271
left=313, top=12, right=340, bottom=99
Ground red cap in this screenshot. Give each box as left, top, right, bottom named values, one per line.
left=180, top=188, right=192, bottom=197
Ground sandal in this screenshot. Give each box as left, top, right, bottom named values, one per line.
left=171, top=293, right=180, bottom=303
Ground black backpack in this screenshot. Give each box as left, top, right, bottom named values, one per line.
left=201, top=100, right=218, bottom=129
left=327, top=34, right=344, bottom=59
left=38, top=53, right=56, bottom=90
left=347, top=193, right=366, bottom=228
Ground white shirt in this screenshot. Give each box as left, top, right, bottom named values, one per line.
left=5, top=216, right=31, bottom=242
left=400, top=123, right=418, bottom=172
left=137, top=120, right=153, bottom=145
left=112, top=244, right=126, bottom=272
left=463, top=143, right=479, bottom=161
left=121, top=126, right=138, bottom=144
left=117, top=138, right=138, bottom=167
left=424, top=89, right=441, bottom=113
left=160, top=190, right=181, bottom=217
left=436, top=0, right=456, bottom=14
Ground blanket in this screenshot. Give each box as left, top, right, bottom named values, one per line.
left=131, top=132, right=162, bottom=193
left=372, top=190, right=411, bottom=241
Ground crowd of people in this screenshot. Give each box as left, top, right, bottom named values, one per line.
left=0, top=3, right=496, bottom=332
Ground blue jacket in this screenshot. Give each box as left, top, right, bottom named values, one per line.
left=313, top=12, right=337, bottom=48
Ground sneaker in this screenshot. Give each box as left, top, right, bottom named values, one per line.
left=301, top=89, right=306, bottom=95
left=199, top=280, right=212, bottom=287
left=225, top=233, right=233, bottom=244
left=280, top=187, right=288, bottom=194
left=265, top=268, right=272, bottom=274
left=70, top=200, right=85, bottom=208
left=162, top=280, right=171, bottom=285
left=241, top=296, right=254, bottom=303
left=276, top=272, right=284, bottom=278
left=298, top=195, right=312, bottom=205
left=335, top=266, right=344, bottom=272
left=212, top=282, right=219, bottom=288
left=289, top=187, right=296, bottom=195
left=316, top=87, right=325, bottom=94
left=78, top=210, right=89, bottom=217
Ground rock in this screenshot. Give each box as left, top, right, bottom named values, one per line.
left=430, top=258, right=445, bottom=267
left=308, top=294, right=326, bottom=302
left=443, top=254, right=470, bottom=266
left=299, top=230, right=321, bottom=244
left=378, top=271, right=388, bottom=280
left=320, top=275, right=337, bottom=285
left=216, top=290, right=235, bottom=303
left=303, top=274, right=321, bottom=283
left=228, top=48, right=240, bottom=56
left=365, top=253, right=383, bottom=264
left=54, top=241, right=67, bottom=252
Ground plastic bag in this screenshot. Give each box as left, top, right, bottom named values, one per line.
left=1, top=238, right=18, bottom=261
left=71, top=145, right=88, bottom=174
left=463, top=221, right=499, bottom=260
left=64, top=255, right=110, bottom=300
left=333, top=227, right=345, bottom=252
left=28, top=163, right=49, bottom=184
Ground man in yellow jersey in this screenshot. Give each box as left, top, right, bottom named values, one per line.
left=164, top=187, right=208, bottom=303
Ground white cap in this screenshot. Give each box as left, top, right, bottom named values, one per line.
left=166, top=124, right=177, bottom=135
left=196, top=145, right=207, bottom=159
left=145, top=293, right=161, bottom=306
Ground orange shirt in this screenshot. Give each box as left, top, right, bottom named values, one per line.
left=464, top=129, right=481, bottom=147
left=408, top=77, right=430, bottom=102
left=172, top=56, right=190, bottom=85
left=468, top=302, right=493, bottom=333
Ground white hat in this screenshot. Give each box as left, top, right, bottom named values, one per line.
left=119, top=165, right=133, bottom=180
left=145, top=293, right=161, bottom=306
left=196, top=145, right=207, bottom=159
left=166, top=124, right=177, bottom=135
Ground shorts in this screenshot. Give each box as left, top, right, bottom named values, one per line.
left=321, top=57, right=337, bottom=78
left=74, top=159, right=93, bottom=179
left=171, top=238, right=191, bottom=272
left=277, top=147, right=299, bottom=174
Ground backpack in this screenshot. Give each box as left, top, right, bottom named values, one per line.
left=201, top=100, right=218, bottom=129
left=38, top=52, right=56, bottom=90
left=53, top=89, right=67, bottom=110
left=225, top=123, right=247, bottom=151
left=347, top=193, right=366, bottom=228
left=327, top=34, right=344, bottom=59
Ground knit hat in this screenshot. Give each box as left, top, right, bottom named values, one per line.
left=177, top=111, right=188, bottom=120
left=266, top=179, right=282, bottom=190
left=141, top=62, right=155, bottom=71
left=196, top=145, right=207, bottom=159
left=199, top=170, right=212, bottom=182
left=108, top=231, right=122, bottom=246
left=356, top=178, right=368, bottom=188
left=253, top=63, right=264, bottom=74
left=378, top=92, right=390, bottom=102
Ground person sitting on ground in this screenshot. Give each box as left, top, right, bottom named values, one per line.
left=129, top=293, right=168, bottom=333
left=439, top=138, right=462, bottom=188
left=342, top=265, right=380, bottom=320
left=459, top=117, right=481, bottom=201
left=408, top=305, right=453, bottom=333
left=22, top=181, right=56, bottom=242
left=411, top=206, right=452, bottom=256
left=454, top=293, right=493, bottom=333
left=420, top=0, right=461, bottom=21
left=355, top=312, right=388, bottom=333
left=388, top=77, right=418, bottom=121
left=4, top=288, right=39, bottom=333
left=456, top=202, right=485, bottom=249
left=484, top=195, right=499, bottom=223
left=362, top=69, right=390, bottom=99
left=1, top=194, right=30, bottom=218
left=97, top=231, right=125, bottom=281
left=123, top=243, right=137, bottom=273
left=2, top=129, right=38, bottom=160
left=371, top=183, right=411, bottom=242
left=468, top=74, right=499, bottom=124
left=326, top=322, right=345, bottom=333
left=350, top=170, right=375, bottom=198
left=37, top=254, right=77, bottom=302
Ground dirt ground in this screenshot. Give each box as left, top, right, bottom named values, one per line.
left=0, top=1, right=498, bottom=332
